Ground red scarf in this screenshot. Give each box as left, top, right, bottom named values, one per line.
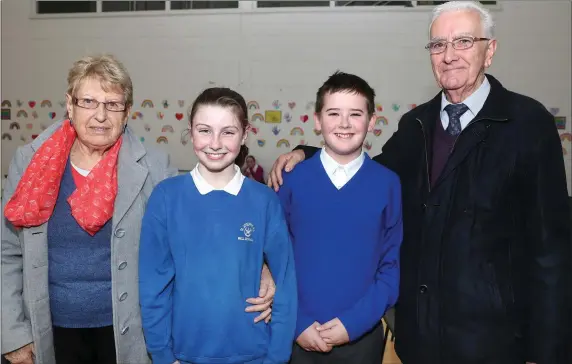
left=4, top=119, right=122, bottom=236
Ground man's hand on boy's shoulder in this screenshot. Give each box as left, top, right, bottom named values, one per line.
left=297, top=322, right=332, bottom=353
left=316, top=318, right=350, bottom=346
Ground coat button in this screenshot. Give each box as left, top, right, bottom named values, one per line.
left=115, top=229, right=125, bottom=238
left=121, top=326, right=129, bottom=335
left=419, top=284, right=428, bottom=294
left=118, top=261, right=127, bottom=270
left=421, top=203, right=427, bottom=210
left=119, top=292, right=128, bottom=301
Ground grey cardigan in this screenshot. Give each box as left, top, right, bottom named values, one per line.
left=1, top=121, right=177, bottom=364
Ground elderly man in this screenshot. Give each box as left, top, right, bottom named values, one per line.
left=268, top=2, right=571, bottom=364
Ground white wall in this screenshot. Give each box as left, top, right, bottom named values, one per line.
left=1, top=1, right=571, bottom=193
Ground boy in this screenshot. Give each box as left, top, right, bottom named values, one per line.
left=277, top=71, right=402, bottom=364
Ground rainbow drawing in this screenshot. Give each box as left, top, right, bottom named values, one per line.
left=1, top=100, right=11, bottom=107
left=251, top=113, right=264, bottom=122
left=156, top=136, right=169, bottom=144
left=559, top=132, right=572, bottom=142
left=276, top=139, right=290, bottom=148
left=141, top=99, right=154, bottom=108
left=2, top=133, right=12, bottom=140
left=376, top=116, right=388, bottom=125
left=131, top=111, right=143, bottom=120
left=16, top=110, right=28, bottom=118
left=290, top=127, right=304, bottom=136
left=247, top=101, right=260, bottom=110
left=40, top=100, right=52, bottom=108
left=9, top=122, right=20, bottom=130
left=162, top=125, right=175, bottom=133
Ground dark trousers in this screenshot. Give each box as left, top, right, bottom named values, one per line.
left=53, top=326, right=116, bottom=364
left=289, top=322, right=384, bottom=364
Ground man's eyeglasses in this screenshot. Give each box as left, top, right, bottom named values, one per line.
left=425, top=37, right=490, bottom=54
left=73, top=97, right=126, bottom=112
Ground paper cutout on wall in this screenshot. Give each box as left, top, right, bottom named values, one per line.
left=16, top=100, right=23, bottom=107
left=555, top=116, right=567, bottom=130
left=560, top=132, right=572, bottom=142
left=247, top=101, right=260, bottom=110
left=140, top=137, right=145, bottom=143
left=391, top=103, right=400, bottom=111
left=376, top=103, right=383, bottom=112
left=26, top=123, right=33, bottom=130
left=248, top=127, right=259, bottom=135
left=306, top=102, right=315, bottom=111
left=162, top=100, right=169, bottom=108
left=313, top=128, right=322, bottom=136
left=9, top=122, right=20, bottom=130
left=16, top=110, right=28, bottom=118
left=20, top=135, right=27, bottom=142
left=300, top=115, right=309, bottom=123
left=175, top=113, right=184, bottom=121
left=48, top=112, right=55, bottom=119
left=408, top=104, right=417, bottom=110
left=180, top=129, right=190, bottom=146
left=257, top=139, right=266, bottom=147
left=299, top=139, right=308, bottom=146
left=363, top=140, right=372, bottom=151
left=251, top=113, right=264, bottom=122
left=1, top=108, right=11, bottom=120
left=156, top=136, right=169, bottom=144
left=276, top=139, right=290, bottom=148
left=288, top=102, right=296, bottom=109
left=2, top=100, right=12, bottom=107
left=284, top=112, right=292, bottom=123
left=28, top=101, right=36, bottom=108
left=290, top=127, right=304, bottom=136
left=376, top=116, right=388, bottom=125
left=549, top=107, right=560, bottom=116
left=144, top=124, right=151, bottom=132
left=162, top=125, right=175, bottom=133
left=131, top=111, right=143, bottom=120
left=157, top=111, right=164, bottom=120
left=32, top=134, right=39, bottom=140
left=272, top=126, right=281, bottom=136
left=178, top=100, right=185, bottom=107
left=2, top=133, right=12, bottom=140
left=40, top=123, right=48, bottom=130
left=32, top=111, right=38, bottom=119
left=272, top=100, right=281, bottom=110
left=141, top=99, right=154, bottom=108
left=58, top=101, right=66, bottom=108
left=265, top=110, right=282, bottom=123
left=373, top=129, right=382, bottom=137
left=41, top=100, right=52, bottom=108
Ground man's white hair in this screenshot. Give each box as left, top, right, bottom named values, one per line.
left=429, top=1, right=495, bottom=39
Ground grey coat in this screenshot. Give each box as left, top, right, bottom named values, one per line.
left=1, top=121, right=177, bottom=364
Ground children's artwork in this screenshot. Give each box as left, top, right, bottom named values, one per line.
left=1, top=100, right=11, bottom=107
left=2, top=133, right=12, bottom=140
left=20, top=135, right=26, bottom=142
left=290, top=127, right=304, bottom=136
left=162, top=125, right=175, bottom=133
left=408, top=104, right=417, bottom=110
left=272, top=100, right=281, bottom=110
left=131, top=111, right=143, bottom=120
left=28, top=101, right=36, bottom=108
left=32, top=111, right=38, bottom=119
left=549, top=107, right=560, bottom=116
left=288, top=102, right=296, bottom=109
left=26, top=123, right=33, bottom=129
left=247, top=101, right=260, bottom=110
left=48, top=112, right=55, bottom=119
left=257, top=139, right=265, bottom=147
left=265, top=110, right=282, bottom=123
left=376, top=116, right=388, bottom=125
left=375, top=103, right=383, bottom=112
left=299, top=139, right=308, bottom=145
left=373, top=129, right=382, bottom=137
left=40, top=100, right=52, bottom=108
left=144, top=124, right=151, bottom=132
left=16, top=110, right=28, bottom=118
left=157, top=111, right=164, bottom=120
left=248, top=127, right=259, bottom=135
left=40, top=123, right=48, bottom=130
left=276, top=138, right=290, bottom=148
left=175, top=113, right=184, bottom=121
left=156, top=136, right=168, bottom=144
left=363, top=140, right=372, bottom=151
left=16, top=100, right=23, bottom=107
left=391, top=103, right=400, bottom=112
left=251, top=113, right=264, bottom=122
left=140, top=137, right=145, bottom=143
left=178, top=100, right=185, bottom=107
left=555, top=116, right=567, bottom=130
left=9, top=122, right=20, bottom=130
left=560, top=132, right=572, bottom=142
left=58, top=101, right=66, bottom=108
left=31, top=134, right=38, bottom=140
left=1, top=108, right=11, bottom=120
left=271, top=126, right=280, bottom=136
left=180, top=128, right=190, bottom=146
left=300, top=115, right=309, bottom=123
left=284, top=112, right=292, bottom=123
left=141, top=99, right=154, bottom=108
left=162, top=100, right=169, bottom=108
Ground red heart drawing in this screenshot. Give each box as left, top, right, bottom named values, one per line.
left=300, top=115, right=308, bottom=123
left=249, top=127, right=259, bottom=135
left=32, top=134, right=39, bottom=139
left=175, top=113, right=184, bottom=120
left=49, top=112, right=56, bottom=119
left=29, top=101, right=36, bottom=108
left=373, top=129, right=382, bottom=136
left=288, top=102, right=296, bottom=109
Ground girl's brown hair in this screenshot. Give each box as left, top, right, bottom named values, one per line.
left=188, top=87, right=249, bottom=166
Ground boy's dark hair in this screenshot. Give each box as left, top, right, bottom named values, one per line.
left=188, top=87, right=249, bottom=166
left=315, top=71, right=375, bottom=117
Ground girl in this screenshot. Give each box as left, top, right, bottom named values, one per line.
left=138, top=88, right=297, bottom=364
left=243, top=155, right=265, bottom=184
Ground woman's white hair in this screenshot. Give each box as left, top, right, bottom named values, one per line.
left=429, top=1, right=495, bottom=39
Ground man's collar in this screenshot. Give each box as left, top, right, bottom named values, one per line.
left=441, top=75, right=491, bottom=114
left=190, top=164, right=245, bottom=196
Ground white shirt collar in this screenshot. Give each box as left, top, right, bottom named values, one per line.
left=320, top=148, right=365, bottom=189
left=440, top=75, right=491, bottom=130
left=190, top=164, right=245, bottom=196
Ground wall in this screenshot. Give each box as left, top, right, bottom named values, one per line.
left=1, top=1, right=571, bottom=193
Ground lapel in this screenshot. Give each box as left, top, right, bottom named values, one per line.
left=418, top=74, right=510, bottom=191
left=112, top=127, right=148, bottom=230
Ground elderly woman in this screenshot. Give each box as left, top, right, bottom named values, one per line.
left=1, top=54, right=275, bottom=364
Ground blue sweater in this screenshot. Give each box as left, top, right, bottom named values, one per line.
left=48, top=160, right=113, bottom=328
left=277, top=152, right=402, bottom=341
left=139, top=174, right=297, bottom=364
